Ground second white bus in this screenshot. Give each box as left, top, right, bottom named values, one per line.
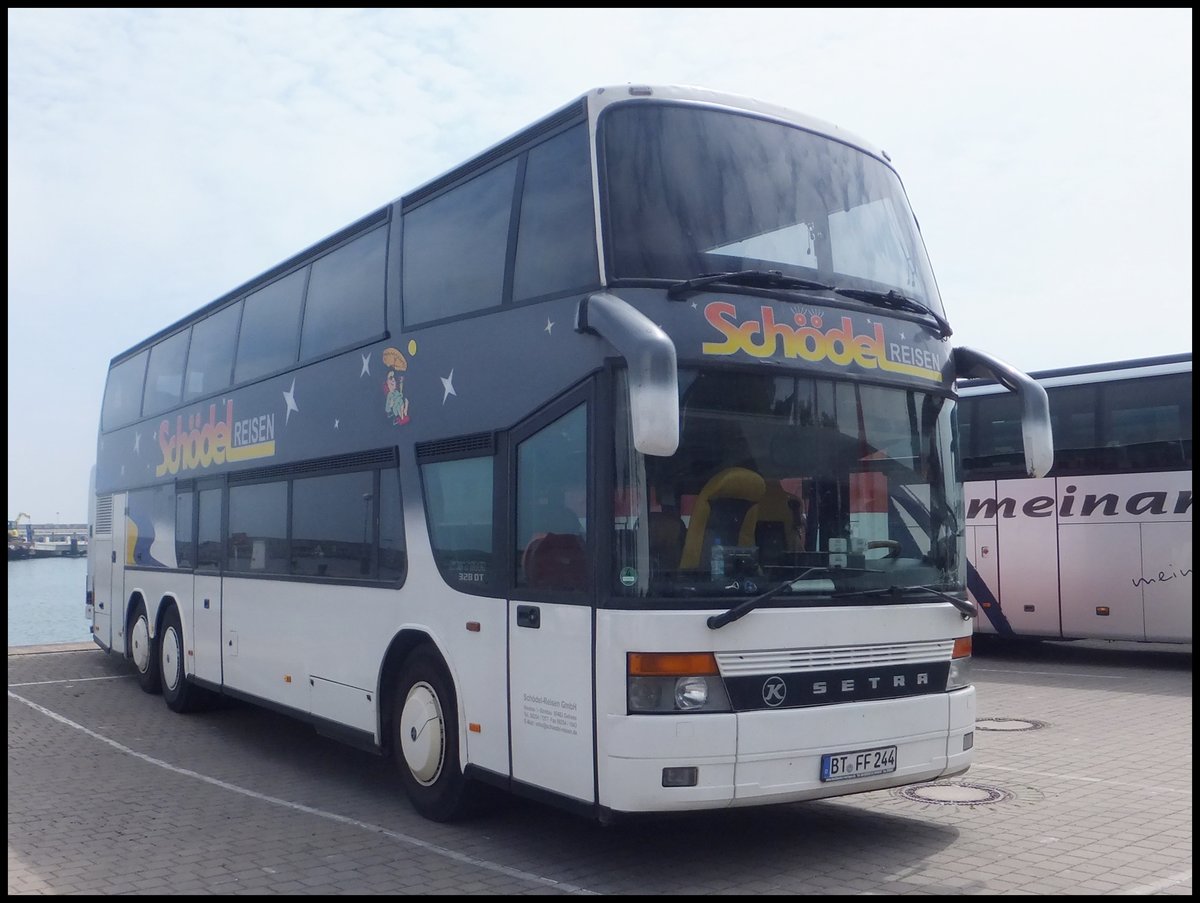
left=960, top=352, right=1191, bottom=644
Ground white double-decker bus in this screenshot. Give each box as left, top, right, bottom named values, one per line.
left=86, top=84, right=1051, bottom=823
left=960, top=352, right=1191, bottom=644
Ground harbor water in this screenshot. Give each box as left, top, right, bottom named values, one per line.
left=8, top=556, right=92, bottom=647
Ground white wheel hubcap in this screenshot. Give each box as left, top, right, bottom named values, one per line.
left=161, top=626, right=181, bottom=691
left=399, top=682, right=444, bottom=785
left=131, top=615, right=151, bottom=673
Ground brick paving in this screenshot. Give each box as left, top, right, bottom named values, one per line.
left=8, top=638, right=1192, bottom=895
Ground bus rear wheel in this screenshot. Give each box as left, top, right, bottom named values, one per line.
left=130, top=601, right=161, bottom=694
left=392, top=646, right=474, bottom=822
left=159, top=605, right=203, bottom=713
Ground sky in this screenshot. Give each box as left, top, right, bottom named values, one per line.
left=7, top=8, right=1193, bottom=524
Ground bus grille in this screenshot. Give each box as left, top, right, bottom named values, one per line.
left=716, top=640, right=954, bottom=675
left=94, top=495, right=114, bottom=536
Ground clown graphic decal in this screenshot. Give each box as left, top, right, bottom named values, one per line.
left=382, top=346, right=411, bottom=425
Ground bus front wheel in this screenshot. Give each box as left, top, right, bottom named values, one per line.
left=392, top=647, right=473, bottom=822
left=129, top=601, right=161, bottom=694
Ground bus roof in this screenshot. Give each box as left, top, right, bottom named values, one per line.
left=958, top=351, right=1192, bottom=395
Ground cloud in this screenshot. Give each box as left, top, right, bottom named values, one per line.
left=6, top=8, right=1192, bottom=520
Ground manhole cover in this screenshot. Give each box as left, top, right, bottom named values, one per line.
left=896, top=781, right=1013, bottom=806
left=976, top=717, right=1047, bottom=731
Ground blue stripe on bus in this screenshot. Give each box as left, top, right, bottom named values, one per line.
left=966, top=560, right=1013, bottom=636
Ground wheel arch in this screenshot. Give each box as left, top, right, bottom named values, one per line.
left=377, top=629, right=454, bottom=756
left=153, top=593, right=184, bottom=630
left=123, top=590, right=182, bottom=647
left=123, top=591, right=148, bottom=659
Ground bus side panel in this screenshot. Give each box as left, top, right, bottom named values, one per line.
left=1059, top=523, right=1145, bottom=640
left=508, top=600, right=595, bottom=804
left=1057, top=471, right=1191, bottom=642
left=1140, top=521, right=1192, bottom=642
left=995, top=478, right=1062, bottom=638
left=192, top=574, right=223, bottom=685
left=219, top=577, right=316, bottom=717
left=446, top=594, right=510, bottom=777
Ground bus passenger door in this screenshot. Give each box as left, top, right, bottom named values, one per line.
left=506, top=397, right=596, bottom=805
left=191, top=484, right=224, bottom=686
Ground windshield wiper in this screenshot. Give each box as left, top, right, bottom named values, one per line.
left=832, top=288, right=953, bottom=339
left=707, top=566, right=833, bottom=630
left=668, top=269, right=833, bottom=300
left=832, top=584, right=976, bottom=618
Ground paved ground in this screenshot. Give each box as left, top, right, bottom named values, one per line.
left=8, top=637, right=1192, bottom=895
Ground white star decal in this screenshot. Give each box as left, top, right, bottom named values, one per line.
left=133, top=433, right=141, bottom=454
left=441, top=370, right=457, bottom=404
left=283, top=379, right=299, bottom=424
left=360, top=353, right=371, bottom=377
left=691, top=301, right=698, bottom=309
left=334, top=418, right=340, bottom=430
left=545, top=318, right=554, bottom=335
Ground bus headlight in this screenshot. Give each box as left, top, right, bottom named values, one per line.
left=947, top=635, right=973, bottom=690
left=627, top=653, right=732, bottom=713
left=675, top=676, right=710, bottom=709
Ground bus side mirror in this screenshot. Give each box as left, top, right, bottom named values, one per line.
left=577, top=292, right=679, bottom=456
left=954, top=346, right=1054, bottom=478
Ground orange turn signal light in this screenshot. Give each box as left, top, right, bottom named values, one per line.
left=628, top=652, right=719, bottom=676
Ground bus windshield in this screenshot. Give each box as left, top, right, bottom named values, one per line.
left=601, top=102, right=945, bottom=318
left=613, top=369, right=963, bottom=602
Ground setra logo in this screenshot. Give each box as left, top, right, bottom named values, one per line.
left=762, top=675, right=788, bottom=707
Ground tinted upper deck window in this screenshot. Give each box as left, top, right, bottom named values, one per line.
left=512, top=124, right=598, bottom=302
left=142, top=328, right=190, bottom=417
left=184, top=302, right=240, bottom=401
left=234, top=269, right=306, bottom=383
left=402, top=158, right=518, bottom=325
left=101, top=349, right=149, bottom=430
left=300, top=225, right=387, bottom=361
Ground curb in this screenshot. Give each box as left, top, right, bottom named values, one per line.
left=8, top=642, right=97, bottom=656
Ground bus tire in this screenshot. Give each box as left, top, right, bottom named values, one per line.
left=129, top=601, right=162, bottom=694
left=392, top=646, right=473, bottom=822
left=159, top=605, right=202, bottom=714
